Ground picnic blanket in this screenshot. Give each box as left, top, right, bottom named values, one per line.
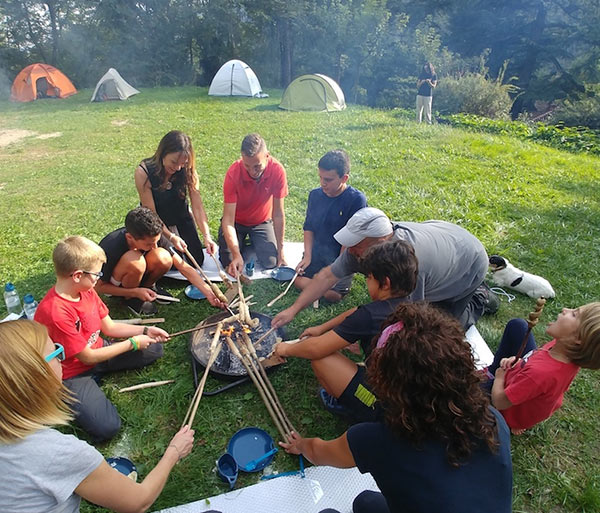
left=164, top=242, right=305, bottom=282
left=154, top=465, right=379, bottom=513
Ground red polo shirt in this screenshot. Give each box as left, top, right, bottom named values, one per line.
left=223, top=156, right=288, bottom=226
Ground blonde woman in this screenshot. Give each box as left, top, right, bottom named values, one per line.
left=0, top=320, right=194, bottom=513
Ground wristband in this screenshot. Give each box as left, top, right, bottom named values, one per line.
left=143, top=326, right=148, bottom=335
left=129, top=337, right=138, bottom=351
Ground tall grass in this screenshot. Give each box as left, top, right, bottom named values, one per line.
left=1, top=87, right=599, bottom=512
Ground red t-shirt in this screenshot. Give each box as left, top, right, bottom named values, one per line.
left=223, top=156, right=288, bottom=226
left=34, top=286, right=109, bottom=379
left=502, top=341, right=580, bottom=430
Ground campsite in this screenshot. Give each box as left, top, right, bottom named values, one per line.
left=1, top=84, right=599, bottom=512
left=1, top=1, right=600, bottom=511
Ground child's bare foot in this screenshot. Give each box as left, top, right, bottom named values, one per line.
left=511, top=428, right=526, bottom=435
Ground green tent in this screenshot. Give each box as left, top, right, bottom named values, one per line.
left=279, top=74, right=346, bottom=112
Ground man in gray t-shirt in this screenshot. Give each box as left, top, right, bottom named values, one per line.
left=272, top=207, right=488, bottom=328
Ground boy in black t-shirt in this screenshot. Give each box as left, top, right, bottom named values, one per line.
left=274, top=240, right=418, bottom=421
left=96, top=207, right=224, bottom=315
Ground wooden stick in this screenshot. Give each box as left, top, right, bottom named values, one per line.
left=210, top=253, right=234, bottom=288
left=155, top=294, right=180, bottom=303
left=113, top=318, right=166, bottom=324
left=119, top=380, right=174, bottom=393
left=182, top=322, right=223, bottom=427
left=513, top=297, right=546, bottom=365
left=226, top=337, right=288, bottom=440
left=184, top=248, right=229, bottom=304
left=253, top=326, right=277, bottom=347
left=266, top=271, right=299, bottom=307
left=241, top=332, right=296, bottom=434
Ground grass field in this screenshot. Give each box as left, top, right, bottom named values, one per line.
left=1, top=87, right=599, bottom=512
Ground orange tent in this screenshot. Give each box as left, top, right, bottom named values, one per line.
left=10, top=63, right=77, bottom=102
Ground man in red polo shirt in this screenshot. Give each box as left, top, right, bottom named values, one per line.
left=218, top=133, right=288, bottom=276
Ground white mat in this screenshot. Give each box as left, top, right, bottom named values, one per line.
left=466, top=325, right=494, bottom=369
left=164, top=242, right=305, bottom=282
left=154, top=465, right=379, bottom=513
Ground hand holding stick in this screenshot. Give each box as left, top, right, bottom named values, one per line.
left=266, top=271, right=299, bottom=307
left=512, top=297, right=546, bottom=366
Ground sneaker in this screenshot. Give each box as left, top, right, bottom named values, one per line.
left=480, top=282, right=500, bottom=315
left=126, top=297, right=158, bottom=316
left=319, top=388, right=351, bottom=417
left=151, top=284, right=173, bottom=305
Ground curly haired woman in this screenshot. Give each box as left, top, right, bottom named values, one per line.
left=281, top=303, right=512, bottom=513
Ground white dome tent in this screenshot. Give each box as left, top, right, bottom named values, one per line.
left=208, top=60, right=267, bottom=98
left=91, top=68, right=140, bottom=102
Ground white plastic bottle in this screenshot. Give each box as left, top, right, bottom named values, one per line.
left=4, top=283, right=22, bottom=316
left=23, top=294, right=38, bottom=320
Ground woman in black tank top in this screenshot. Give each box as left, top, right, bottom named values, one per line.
left=134, top=131, right=216, bottom=265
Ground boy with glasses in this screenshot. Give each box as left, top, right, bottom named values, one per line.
left=35, top=236, right=169, bottom=441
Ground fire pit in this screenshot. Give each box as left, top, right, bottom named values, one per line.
left=189, top=310, right=285, bottom=393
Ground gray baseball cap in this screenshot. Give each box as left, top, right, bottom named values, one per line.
left=334, top=207, right=393, bottom=247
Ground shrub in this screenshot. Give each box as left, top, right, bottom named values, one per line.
left=435, top=72, right=514, bottom=119
left=375, top=76, right=416, bottom=109
left=443, top=113, right=600, bottom=155
left=550, top=85, right=600, bottom=129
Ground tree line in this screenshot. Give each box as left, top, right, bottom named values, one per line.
left=1, top=0, right=598, bottom=116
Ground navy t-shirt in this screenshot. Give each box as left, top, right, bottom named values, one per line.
left=333, top=297, right=405, bottom=357
left=417, top=72, right=437, bottom=97
left=347, top=408, right=513, bottom=513
left=303, top=186, right=367, bottom=266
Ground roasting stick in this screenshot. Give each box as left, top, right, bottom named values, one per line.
left=184, top=248, right=229, bottom=304
left=241, top=332, right=296, bottom=434
left=113, top=317, right=165, bottom=325
left=119, top=380, right=174, bottom=393
left=235, top=334, right=292, bottom=436
left=513, top=297, right=546, bottom=366
left=253, top=326, right=277, bottom=348
left=266, top=271, right=300, bottom=308
left=181, top=322, right=224, bottom=428
left=155, top=294, right=180, bottom=303
left=226, top=337, right=288, bottom=440
left=209, top=253, right=234, bottom=289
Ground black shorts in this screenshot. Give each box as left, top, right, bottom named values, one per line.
left=338, top=365, right=383, bottom=423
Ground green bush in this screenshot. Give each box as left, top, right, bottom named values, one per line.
left=375, top=76, right=416, bottom=109
left=550, top=85, right=600, bottom=129
left=443, top=113, right=600, bottom=155
left=435, top=72, right=514, bottom=119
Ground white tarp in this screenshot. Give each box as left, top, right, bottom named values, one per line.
left=91, top=68, right=140, bottom=102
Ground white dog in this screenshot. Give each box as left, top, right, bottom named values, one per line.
left=489, top=255, right=555, bottom=299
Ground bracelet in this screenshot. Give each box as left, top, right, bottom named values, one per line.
left=168, top=443, right=183, bottom=460
left=143, top=326, right=148, bottom=335
left=129, top=337, right=138, bottom=351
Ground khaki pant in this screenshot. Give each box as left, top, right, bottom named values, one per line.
left=416, top=94, right=433, bottom=124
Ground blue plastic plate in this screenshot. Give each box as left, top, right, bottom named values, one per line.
left=271, top=266, right=296, bottom=282
left=227, top=427, right=275, bottom=472
left=106, top=457, right=137, bottom=481
left=184, top=285, right=206, bottom=300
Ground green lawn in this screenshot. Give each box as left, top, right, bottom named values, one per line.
left=1, top=87, right=599, bottom=512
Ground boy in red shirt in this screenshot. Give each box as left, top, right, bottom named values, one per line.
left=35, top=236, right=169, bottom=441
left=489, top=302, right=600, bottom=434
left=218, top=133, right=288, bottom=277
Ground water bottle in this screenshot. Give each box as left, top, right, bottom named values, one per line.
left=23, top=294, right=38, bottom=320
left=4, top=283, right=22, bottom=315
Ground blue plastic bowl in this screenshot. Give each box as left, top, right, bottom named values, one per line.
left=271, top=266, right=296, bottom=282
left=227, top=427, right=275, bottom=472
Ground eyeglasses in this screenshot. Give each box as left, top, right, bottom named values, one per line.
left=70, top=270, right=103, bottom=279
left=45, top=343, right=65, bottom=362
left=83, top=270, right=103, bottom=279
